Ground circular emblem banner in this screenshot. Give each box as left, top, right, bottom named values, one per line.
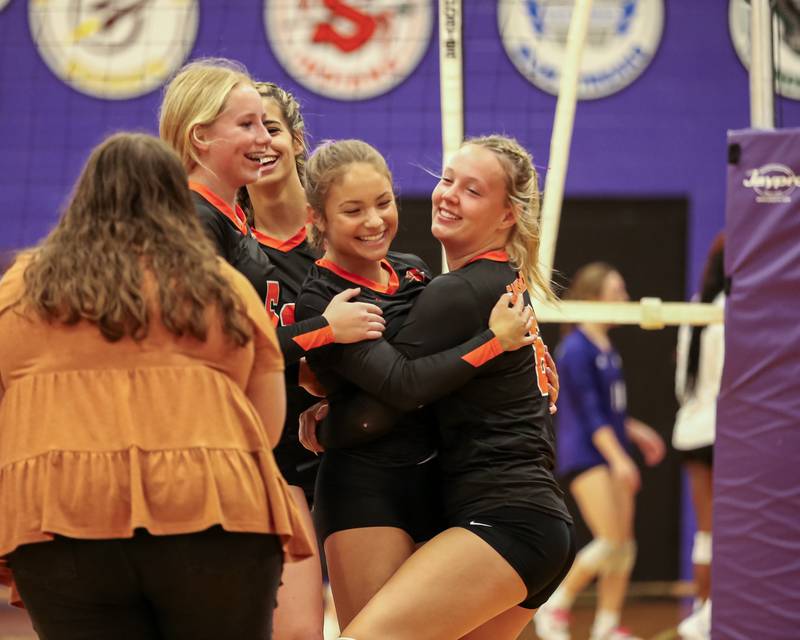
left=499, top=0, right=664, bottom=100
left=265, top=0, right=433, bottom=100
left=30, top=0, right=198, bottom=100
left=729, top=0, right=800, bottom=101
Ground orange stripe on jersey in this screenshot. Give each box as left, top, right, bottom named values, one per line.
left=316, top=258, right=400, bottom=294
left=292, top=325, right=335, bottom=351
left=188, top=182, right=249, bottom=236
left=251, top=226, right=308, bottom=251
left=461, top=336, right=504, bottom=367
left=465, top=250, right=509, bottom=265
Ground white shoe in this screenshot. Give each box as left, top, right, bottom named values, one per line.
left=677, top=599, right=711, bottom=640
left=534, top=604, right=571, bottom=640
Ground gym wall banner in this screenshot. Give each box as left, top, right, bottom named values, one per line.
left=265, top=0, right=434, bottom=100
left=729, top=0, right=800, bottom=100
left=29, top=0, right=199, bottom=100
left=498, top=0, right=665, bottom=100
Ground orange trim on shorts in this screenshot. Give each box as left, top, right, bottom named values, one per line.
left=461, top=336, right=504, bottom=367
left=292, top=325, right=335, bottom=351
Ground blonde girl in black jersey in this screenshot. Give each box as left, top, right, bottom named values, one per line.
left=160, top=63, right=387, bottom=640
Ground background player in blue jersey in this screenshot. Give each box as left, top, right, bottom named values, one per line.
left=535, top=263, right=666, bottom=640
left=294, top=139, right=537, bottom=633
left=333, top=136, right=574, bottom=640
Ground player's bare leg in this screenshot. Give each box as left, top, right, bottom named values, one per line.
left=459, top=605, right=532, bottom=640
left=324, top=526, right=416, bottom=629
left=686, top=461, right=713, bottom=601
left=273, top=486, right=324, bottom=640
left=342, top=527, right=527, bottom=640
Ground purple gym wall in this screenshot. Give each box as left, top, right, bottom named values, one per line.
left=716, top=127, right=800, bottom=639
left=3, top=2, right=800, bottom=286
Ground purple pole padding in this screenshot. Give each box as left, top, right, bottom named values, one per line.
left=715, top=128, right=800, bottom=639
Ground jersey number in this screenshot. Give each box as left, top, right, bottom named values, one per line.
left=506, top=275, right=549, bottom=398
left=533, top=332, right=549, bottom=397
left=265, top=281, right=295, bottom=327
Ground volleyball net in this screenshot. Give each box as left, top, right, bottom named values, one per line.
left=446, top=0, right=721, bottom=328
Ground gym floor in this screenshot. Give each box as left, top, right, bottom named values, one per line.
left=1, top=587, right=689, bottom=640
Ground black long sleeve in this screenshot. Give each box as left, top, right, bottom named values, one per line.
left=312, top=270, right=493, bottom=446
left=275, top=316, right=331, bottom=369
left=295, top=279, right=501, bottom=413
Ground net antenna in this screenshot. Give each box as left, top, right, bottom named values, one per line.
left=438, top=0, right=464, bottom=274
left=538, top=0, right=594, bottom=287
left=528, top=1, right=723, bottom=329
left=749, top=0, right=775, bottom=128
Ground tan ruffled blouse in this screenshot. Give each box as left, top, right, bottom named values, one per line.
left=0, top=255, right=313, bottom=606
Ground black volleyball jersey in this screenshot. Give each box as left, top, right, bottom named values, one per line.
left=191, top=185, right=273, bottom=303
left=251, top=225, right=330, bottom=468
left=192, top=184, right=333, bottom=366
left=251, top=226, right=331, bottom=368
left=387, top=251, right=571, bottom=522
left=295, top=252, right=506, bottom=467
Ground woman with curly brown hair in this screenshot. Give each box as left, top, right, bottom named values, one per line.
left=0, top=132, right=312, bottom=640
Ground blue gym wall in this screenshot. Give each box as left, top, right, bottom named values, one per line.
left=1, top=1, right=797, bottom=285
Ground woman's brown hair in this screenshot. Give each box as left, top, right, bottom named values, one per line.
left=22, top=132, right=252, bottom=345
left=560, top=261, right=619, bottom=336
left=238, top=81, right=309, bottom=223
left=304, top=139, right=393, bottom=247
left=564, top=261, right=618, bottom=302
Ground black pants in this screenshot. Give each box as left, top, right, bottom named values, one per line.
left=8, top=527, right=283, bottom=640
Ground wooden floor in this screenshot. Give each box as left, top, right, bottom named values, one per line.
left=0, top=600, right=33, bottom=640
left=0, top=594, right=689, bottom=639
left=519, top=598, right=685, bottom=640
